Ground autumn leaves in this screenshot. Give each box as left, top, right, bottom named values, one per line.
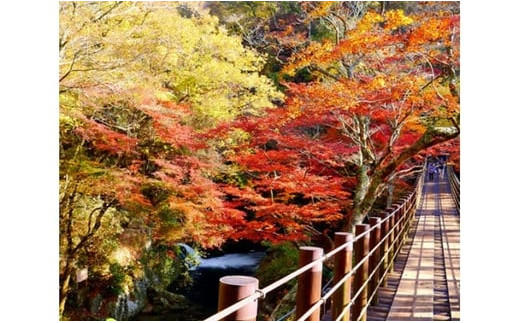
left=59, top=3, right=459, bottom=314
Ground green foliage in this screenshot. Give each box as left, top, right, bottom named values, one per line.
left=283, top=67, right=316, bottom=83
left=157, top=206, right=185, bottom=229
left=108, top=263, right=126, bottom=296
left=256, top=242, right=299, bottom=320
left=256, top=242, right=299, bottom=286
left=213, top=164, right=249, bottom=187
left=141, top=245, right=192, bottom=292
left=310, top=20, right=337, bottom=42
left=207, top=1, right=279, bottom=32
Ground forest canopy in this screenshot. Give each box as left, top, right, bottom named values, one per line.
left=59, top=1, right=459, bottom=320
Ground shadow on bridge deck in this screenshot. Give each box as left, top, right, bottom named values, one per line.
left=367, top=176, right=460, bottom=321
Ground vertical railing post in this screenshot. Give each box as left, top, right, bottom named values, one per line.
left=352, top=224, right=370, bottom=321
left=400, top=198, right=410, bottom=238
left=405, top=196, right=414, bottom=234
left=414, top=186, right=420, bottom=209
left=392, top=204, right=402, bottom=248
left=388, top=212, right=396, bottom=273
left=396, top=199, right=407, bottom=242
left=402, top=197, right=409, bottom=213
left=409, top=192, right=416, bottom=219
left=377, top=212, right=390, bottom=286
left=296, top=247, right=323, bottom=321
left=412, top=191, right=418, bottom=214
left=332, top=232, right=353, bottom=321
left=403, top=198, right=413, bottom=223
left=368, top=217, right=381, bottom=305
left=218, top=276, right=259, bottom=321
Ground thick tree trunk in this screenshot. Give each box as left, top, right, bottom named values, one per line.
left=386, top=178, right=395, bottom=209
left=59, top=261, right=73, bottom=319
left=346, top=163, right=370, bottom=232
left=357, top=174, right=384, bottom=222
left=344, top=126, right=459, bottom=233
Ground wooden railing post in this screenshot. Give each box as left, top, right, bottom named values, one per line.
left=368, top=217, right=381, bottom=305
left=388, top=212, right=396, bottom=273
left=377, top=212, right=390, bottom=286
left=218, top=276, right=259, bottom=321
left=399, top=199, right=409, bottom=237
left=404, top=196, right=414, bottom=235
left=296, top=247, right=323, bottom=321
left=352, top=224, right=370, bottom=321
left=392, top=204, right=402, bottom=246
left=409, top=193, right=417, bottom=221
left=332, top=232, right=353, bottom=321
left=413, top=189, right=420, bottom=210
left=400, top=198, right=410, bottom=238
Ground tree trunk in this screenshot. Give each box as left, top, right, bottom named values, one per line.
left=347, top=127, right=460, bottom=232
left=58, top=200, right=113, bottom=318
left=59, top=261, right=73, bottom=319
left=346, top=163, right=370, bottom=232
left=358, top=174, right=384, bottom=221
left=386, top=178, right=395, bottom=209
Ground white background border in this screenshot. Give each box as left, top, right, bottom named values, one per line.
left=1, top=0, right=518, bottom=321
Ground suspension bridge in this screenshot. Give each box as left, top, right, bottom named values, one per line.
left=204, top=163, right=460, bottom=321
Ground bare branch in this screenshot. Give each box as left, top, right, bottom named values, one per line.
left=388, top=165, right=424, bottom=182
left=71, top=199, right=115, bottom=256
left=450, top=117, right=460, bottom=132
left=92, top=1, right=123, bottom=23
left=87, top=206, right=103, bottom=234
left=59, top=50, right=81, bottom=83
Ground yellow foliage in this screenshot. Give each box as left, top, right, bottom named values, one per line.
left=59, top=2, right=283, bottom=128
left=370, top=75, right=386, bottom=89
left=356, top=11, right=383, bottom=34
left=403, top=120, right=427, bottom=134
left=384, top=9, right=414, bottom=30
left=306, top=1, right=335, bottom=20
left=283, top=41, right=335, bottom=76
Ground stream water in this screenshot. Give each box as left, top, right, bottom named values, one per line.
left=135, top=244, right=265, bottom=320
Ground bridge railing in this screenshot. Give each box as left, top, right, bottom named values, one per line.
left=447, top=165, right=460, bottom=211
left=205, top=164, right=426, bottom=321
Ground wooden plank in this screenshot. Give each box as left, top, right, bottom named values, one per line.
left=366, top=214, right=419, bottom=321
left=439, top=179, right=460, bottom=320
left=365, top=175, right=461, bottom=321
left=384, top=177, right=460, bottom=321
left=386, top=206, right=435, bottom=321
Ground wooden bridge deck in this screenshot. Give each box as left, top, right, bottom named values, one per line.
left=367, top=175, right=460, bottom=321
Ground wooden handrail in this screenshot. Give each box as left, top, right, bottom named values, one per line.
left=447, top=165, right=460, bottom=210
left=205, top=164, right=426, bottom=321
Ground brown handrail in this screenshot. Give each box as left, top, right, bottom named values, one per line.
left=299, top=194, right=418, bottom=321
left=205, top=163, right=426, bottom=321
left=447, top=165, right=460, bottom=210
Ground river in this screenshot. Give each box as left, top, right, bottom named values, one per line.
left=134, top=245, right=265, bottom=320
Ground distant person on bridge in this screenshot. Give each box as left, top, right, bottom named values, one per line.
left=428, top=163, right=437, bottom=181
left=438, top=161, right=446, bottom=179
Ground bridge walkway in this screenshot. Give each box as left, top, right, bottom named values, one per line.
left=367, top=174, right=460, bottom=321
